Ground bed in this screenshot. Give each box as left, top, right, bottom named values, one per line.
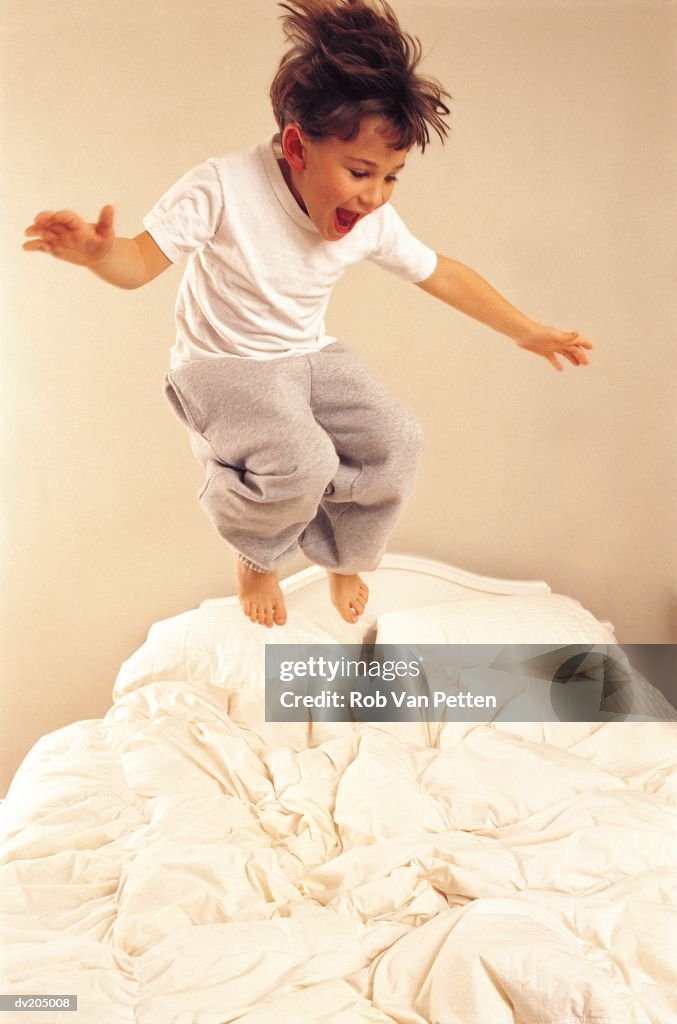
left=1, top=554, right=675, bottom=1024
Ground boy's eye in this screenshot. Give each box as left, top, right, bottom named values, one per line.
left=349, top=170, right=398, bottom=182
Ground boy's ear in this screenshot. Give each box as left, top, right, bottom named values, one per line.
left=282, top=123, right=308, bottom=171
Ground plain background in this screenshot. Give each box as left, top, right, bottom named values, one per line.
left=1, top=0, right=676, bottom=797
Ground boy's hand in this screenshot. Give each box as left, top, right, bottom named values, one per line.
left=23, top=205, right=116, bottom=267
left=515, top=324, right=594, bottom=371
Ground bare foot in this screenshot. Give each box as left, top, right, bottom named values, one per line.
left=236, top=559, right=287, bottom=628
left=327, top=571, right=369, bottom=624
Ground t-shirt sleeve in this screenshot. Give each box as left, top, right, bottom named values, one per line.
left=366, top=203, right=437, bottom=283
left=142, top=159, right=224, bottom=263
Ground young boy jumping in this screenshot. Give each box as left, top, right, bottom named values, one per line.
left=23, top=0, right=592, bottom=630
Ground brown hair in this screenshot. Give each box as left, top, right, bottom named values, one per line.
left=269, top=0, right=452, bottom=152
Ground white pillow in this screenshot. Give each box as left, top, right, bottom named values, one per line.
left=113, top=605, right=348, bottom=698
left=375, top=593, right=616, bottom=646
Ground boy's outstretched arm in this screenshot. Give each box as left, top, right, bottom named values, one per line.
left=415, top=253, right=593, bottom=372
left=23, top=206, right=171, bottom=290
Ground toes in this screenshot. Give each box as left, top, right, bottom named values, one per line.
left=253, top=602, right=275, bottom=628
left=243, top=596, right=286, bottom=627
left=337, top=600, right=357, bottom=624
left=249, top=603, right=266, bottom=626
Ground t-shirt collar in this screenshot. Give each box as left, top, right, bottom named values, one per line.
left=261, top=133, right=319, bottom=234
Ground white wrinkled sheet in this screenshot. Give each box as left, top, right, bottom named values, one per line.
left=1, top=604, right=676, bottom=1024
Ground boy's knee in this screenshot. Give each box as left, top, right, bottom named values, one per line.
left=295, top=433, right=340, bottom=492
left=242, top=431, right=339, bottom=504
left=198, top=433, right=338, bottom=525
left=402, top=406, right=426, bottom=457
left=385, top=400, right=426, bottom=464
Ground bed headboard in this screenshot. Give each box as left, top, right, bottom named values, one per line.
left=202, top=553, right=562, bottom=640
left=285, top=552, right=550, bottom=607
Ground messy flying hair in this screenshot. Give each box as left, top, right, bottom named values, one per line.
left=269, top=0, right=452, bottom=153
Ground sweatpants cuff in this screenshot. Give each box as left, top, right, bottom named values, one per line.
left=237, top=553, right=271, bottom=574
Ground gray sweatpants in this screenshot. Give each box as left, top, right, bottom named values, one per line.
left=163, top=340, right=425, bottom=574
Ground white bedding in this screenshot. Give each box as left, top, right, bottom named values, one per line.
left=1, top=601, right=676, bottom=1024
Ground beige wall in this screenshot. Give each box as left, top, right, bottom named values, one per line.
left=2, top=0, right=675, bottom=796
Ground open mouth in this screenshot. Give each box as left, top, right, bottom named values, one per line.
left=334, top=208, right=359, bottom=234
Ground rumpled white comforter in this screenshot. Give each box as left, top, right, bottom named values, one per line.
left=1, top=603, right=676, bottom=1024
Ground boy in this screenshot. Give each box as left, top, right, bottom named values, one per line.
left=23, top=0, right=592, bottom=630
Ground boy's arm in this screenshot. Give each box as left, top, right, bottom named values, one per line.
left=90, top=231, right=172, bottom=289
left=415, top=253, right=593, bottom=371
left=23, top=206, right=172, bottom=290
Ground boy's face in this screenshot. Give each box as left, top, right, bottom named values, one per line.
left=279, top=116, right=409, bottom=241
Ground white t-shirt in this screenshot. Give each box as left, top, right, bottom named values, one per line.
left=143, top=133, right=437, bottom=367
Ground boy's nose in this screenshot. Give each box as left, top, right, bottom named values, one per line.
left=358, top=183, right=384, bottom=213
